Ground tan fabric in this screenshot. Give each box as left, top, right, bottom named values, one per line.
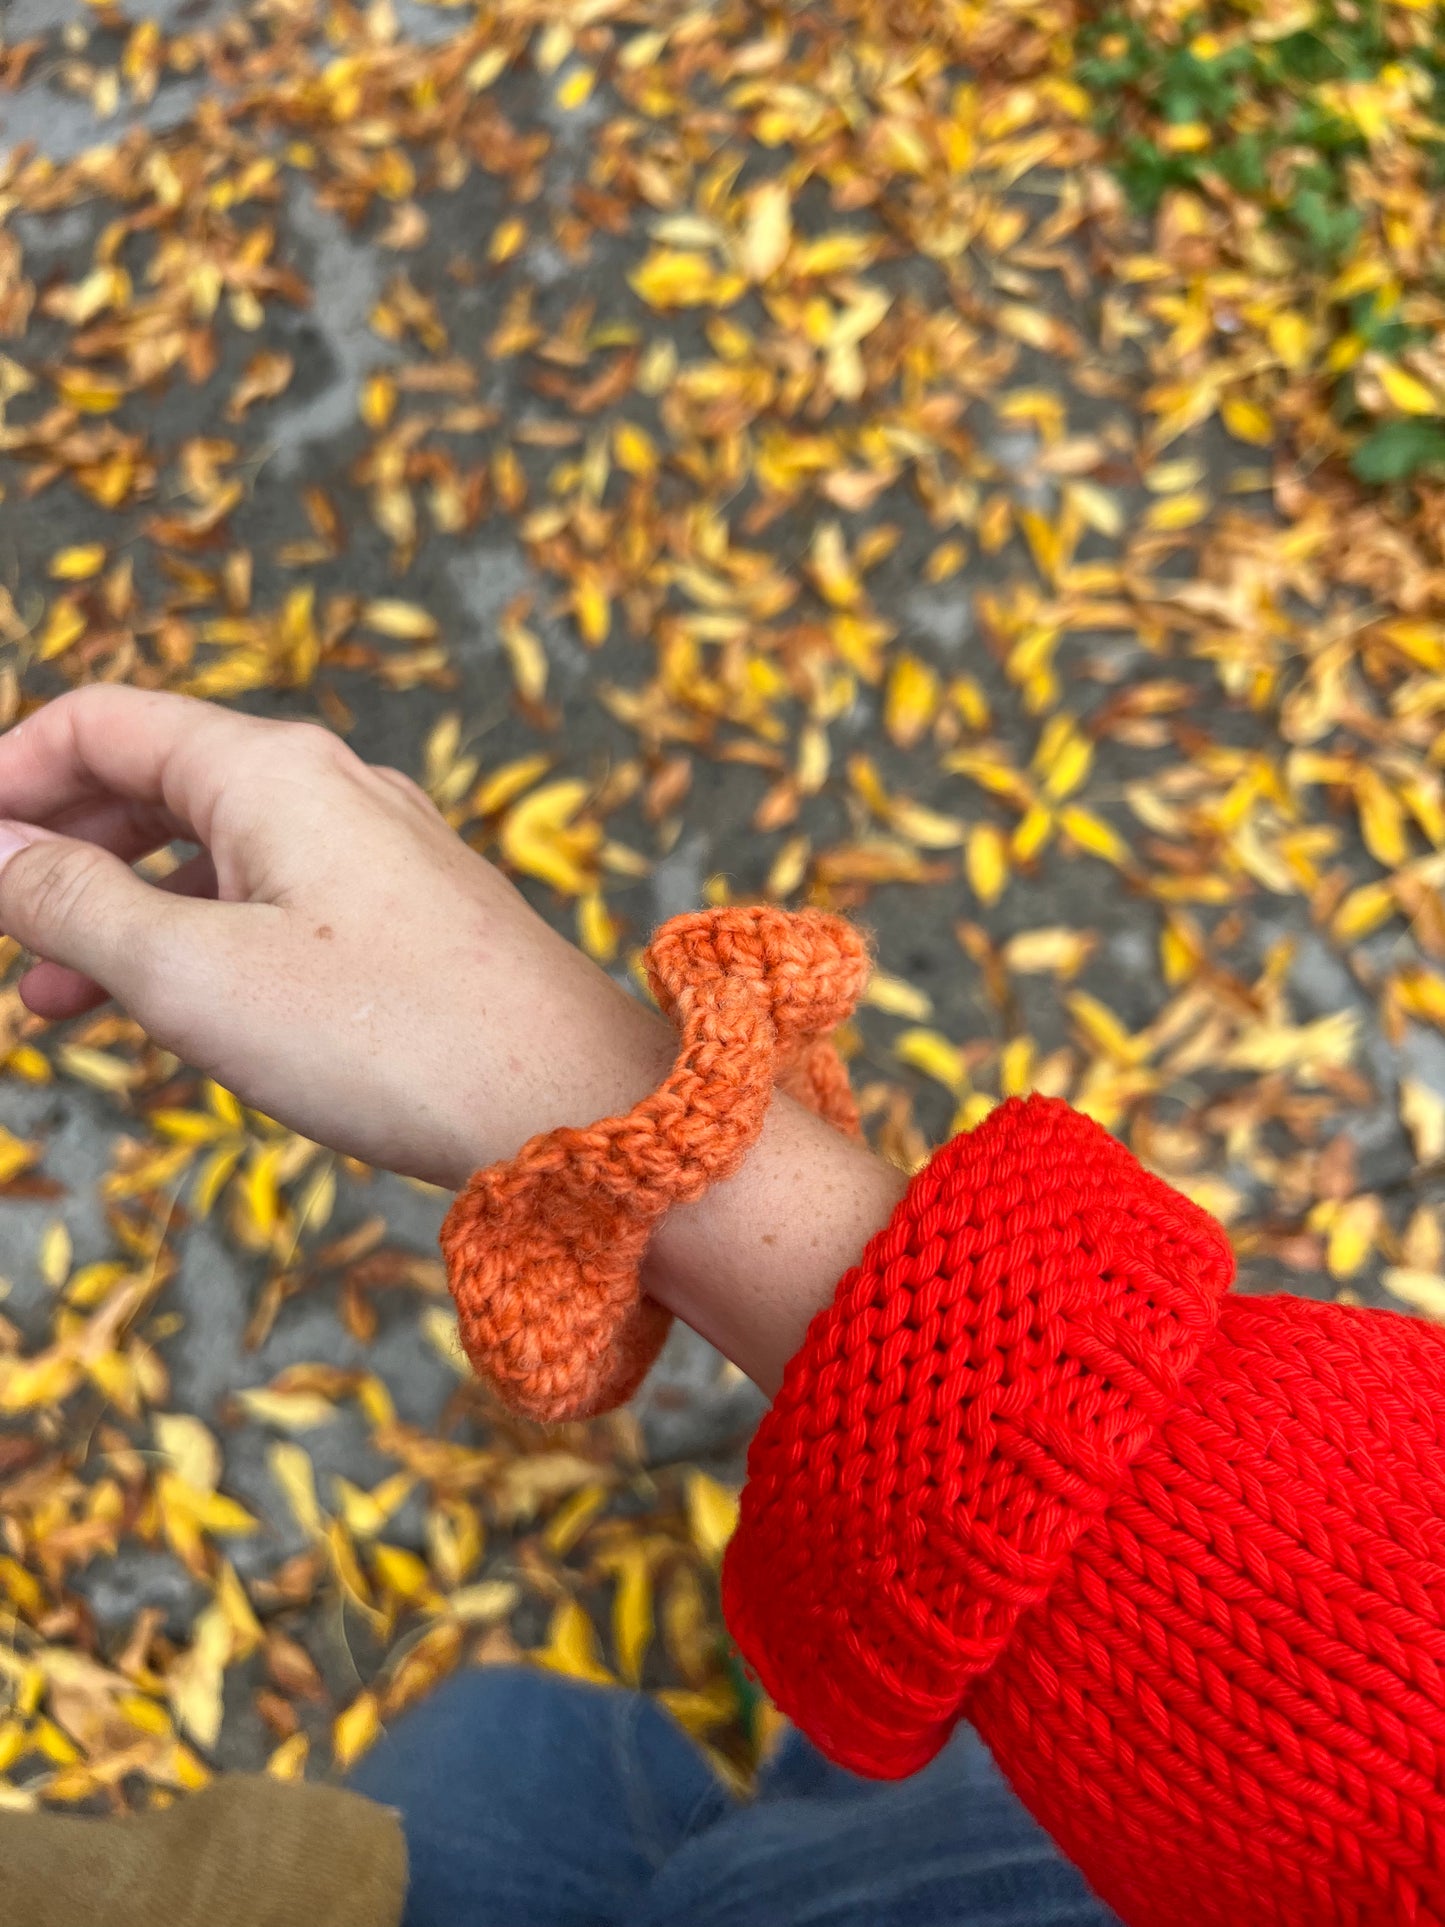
left=0, top=1774, right=407, bottom=1927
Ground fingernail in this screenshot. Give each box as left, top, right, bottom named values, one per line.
left=0, top=826, right=36, bottom=880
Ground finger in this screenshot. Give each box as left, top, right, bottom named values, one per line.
left=0, top=822, right=211, bottom=1017
left=0, top=688, right=271, bottom=846
left=48, top=794, right=190, bottom=859
left=17, top=849, right=220, bottom=1019
left=17, top=959, right=108, bottom=1022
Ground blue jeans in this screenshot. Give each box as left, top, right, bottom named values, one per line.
left=349, top=1667, right=1118, bottom=1927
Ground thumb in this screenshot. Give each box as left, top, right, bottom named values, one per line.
left=0, top=822, right=184, bottom=1011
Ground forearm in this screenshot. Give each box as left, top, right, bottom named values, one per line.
left=645, top=1090, right=906, bottom=1396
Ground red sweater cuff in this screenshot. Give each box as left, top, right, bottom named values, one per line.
left=721, top=1094, right=1234, bottom=1778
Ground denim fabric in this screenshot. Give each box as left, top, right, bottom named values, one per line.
left=349, top=1667, right=1119, bottom=1927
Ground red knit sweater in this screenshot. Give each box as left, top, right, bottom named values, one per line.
left=724, top=1095, right=1445, bottom=1927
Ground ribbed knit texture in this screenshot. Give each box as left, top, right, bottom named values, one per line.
left=440, top=905, right=868, bottom=1423
left=724, top=1093, right=1445, bottom=1925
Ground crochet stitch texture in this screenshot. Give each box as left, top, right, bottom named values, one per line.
left=441, top=905, right=869, bottom=1423
left=724, top=1092, right=1445, bottom=1926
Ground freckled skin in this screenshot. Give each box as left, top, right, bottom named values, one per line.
left=0, top=685, right=906, bottom=1396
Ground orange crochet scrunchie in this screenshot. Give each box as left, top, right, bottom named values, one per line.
left=440, top=906, right=871, bottom=1424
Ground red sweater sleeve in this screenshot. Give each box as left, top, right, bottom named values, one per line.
left=723, top=1095, right=1445, bottom=1927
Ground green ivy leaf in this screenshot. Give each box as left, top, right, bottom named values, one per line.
left=1350, top=420, right=1445, bottom=485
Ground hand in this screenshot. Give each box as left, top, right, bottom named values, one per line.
left=0, top=687, right=904, bottom=1391
left=0, top=686, right=673, bottom=1188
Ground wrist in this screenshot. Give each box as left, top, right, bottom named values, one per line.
left=439, top=967, right=902, bottom=1394
left=431, top=941, right=675, bottom=1190
left=643, top=1094, right=906, bottom=1395
left=438, top=906, right=904, bottom=1402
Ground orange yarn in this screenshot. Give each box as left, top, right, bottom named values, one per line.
left=440, top=906, right=870, bottom=1424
